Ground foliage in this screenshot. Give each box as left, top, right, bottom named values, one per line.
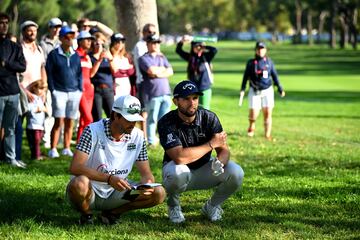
left=0, top=41, right=359, bottom=239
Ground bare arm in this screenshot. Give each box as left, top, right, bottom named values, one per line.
left=135, top=161, right=155, bottom=184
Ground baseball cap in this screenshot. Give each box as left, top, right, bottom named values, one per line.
left=255, top=41, right=266, bottom=49
left=112, top=95, right=144, bottom=122
left=111, top=33, right=126, bottom=42
left=59, top=26, right=75, bottom=37
left=77, top=31, right=95, bottom=40
left=145, top=34, right=161, bottom=43
left=48, top=18, right=62, bottom=27
left=173, top=80, right=203, bottom=98
left=191, top=41, right=205, bottom=47
left=20, top=20, right=38, bottom=31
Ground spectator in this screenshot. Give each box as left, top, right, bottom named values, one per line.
left=158, top=80, right=244, bottom=223
left=26, top=80, right=48, bottom=160
left=66, top=95, right=166, bottom=225
left=16, top=20, right=47, bottom=161
left=138, top=35, right=173, bottom=146
left=40, top=17, right=62, bottom=149
left=40, top=18, right=62, bottom=61
left=0, top=12, right=26, bottom=168
left=110, top=33, right=135, bottom=99
left=90, top=32, right=115, bottom=121
left=132, top=23, right=157, bottom=142
left=77, top=17, right=113, bottom=39
left=46, top=26, right=82, bottom=158
left=239, top=41, right=285, bottom=140
left=176, top=35, right=218, bottom=110
left=75, top=31, right=95, bottom=142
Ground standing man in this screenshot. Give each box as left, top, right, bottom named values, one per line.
left=40, top=18, right=62, bottom=61
left=46, top=26, right=82, bottom=158
left=66, top=95, right=165, bottom=225
left=132, top=23, right=157, bottom=142
left=158, top=80, right=244, bottom=223
left=40, top=17, right=62, bottom=149
left=239, top=41, right=285, bottom=140
left=138, top=35, right=173, bottom=146
left=0, top=13, right=26, bottom=167
left=17, top=20, right=47, bottom=161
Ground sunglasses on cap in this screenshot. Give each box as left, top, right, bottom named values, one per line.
left=113, top=106, right=141, bottom=114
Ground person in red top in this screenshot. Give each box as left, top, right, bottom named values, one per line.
left=76, top=31, right=105, bottom=142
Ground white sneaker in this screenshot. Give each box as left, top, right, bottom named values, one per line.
left=48, top=148, right=60, bottom=158
left=16, top=160, right=27, bottom=168
left=168, top=206, right=185, bottom=223
left=202, top=200, right=224, bottom=222
left=9, top=159, right=26, bottom=169
left=62, top=148, right=73, bottom=157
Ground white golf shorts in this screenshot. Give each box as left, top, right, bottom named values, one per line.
left=248, top=86, right=274, bottom=110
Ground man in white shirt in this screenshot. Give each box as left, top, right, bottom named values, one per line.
left=66, top=95, right=165, bottom=225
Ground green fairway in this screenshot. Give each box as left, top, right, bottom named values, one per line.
left=1, top=41, right=359, bottom=239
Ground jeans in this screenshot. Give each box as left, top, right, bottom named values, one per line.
left=0, top=94, right=20, bottom=162
left=92, top=87, right=114, bottom=122
left=145, top=95, right=172, bottom=144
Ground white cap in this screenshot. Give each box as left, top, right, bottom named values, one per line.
left=112, top=95, right=144, bottom=122
left=48, top=17, right=62, bottom=27
left=20, top=20, right=38, bottom=31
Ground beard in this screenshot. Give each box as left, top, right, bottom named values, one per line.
left=178, top=105, right=197, bottom=117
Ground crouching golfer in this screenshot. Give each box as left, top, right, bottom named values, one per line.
left=66, top=95, right=166, bottom=225
left=158, top=80, right=244, bottom=223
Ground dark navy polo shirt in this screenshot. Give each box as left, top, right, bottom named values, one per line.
left=157, top=108, right=223, bottom=170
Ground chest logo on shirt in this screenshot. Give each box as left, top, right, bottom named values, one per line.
left=127, top=143, right=136, bottom=151
left=166, top=133, right=176, bottom=144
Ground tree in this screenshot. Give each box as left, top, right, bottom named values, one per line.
left=114, top=0, right=159, bottom=51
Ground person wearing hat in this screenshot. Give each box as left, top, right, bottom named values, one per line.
left=109, top=32, right=135, bottom=99
left=66, top=95, right=166, bottom=225
left=0, top=12, right=26, bottom=168
left=15, top=20, right=47, bottom=161
left=176, top=35, right=218, bottom=110
left=40, top=18, right=62, bottom=61
left=239, top=41, right=285, bottom=140
left=132, top=23, right=157, bottom=143
left=138, top=34, right=173, bottom=146
left=46, top=26, right=83, bottom=158
left=75, top=31, right=97, bottom=142
left=157, top=80, right=244, bottom=223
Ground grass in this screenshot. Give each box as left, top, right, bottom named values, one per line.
left=0, top=41, right=359, bottom=239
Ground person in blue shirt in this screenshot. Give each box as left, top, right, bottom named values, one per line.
left=240, top=41, right=285, bottom=140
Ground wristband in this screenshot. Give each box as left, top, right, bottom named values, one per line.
left=208, top=141, right=214, bottom=150
left=107, top=175, right=112, bottom=185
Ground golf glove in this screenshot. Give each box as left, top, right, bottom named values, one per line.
left=211, top=158, right=224, bottom=176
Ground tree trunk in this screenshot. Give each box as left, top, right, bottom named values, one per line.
left=114, top=0, right=159, bottom=51
left=293, top=0, right=302, bottom=44
left=317, top=11, right=328, bottom=44
left=329, top=0, right=338, bottom=48
left=307, top=9, right=313, bottom=45
left=339, top=14, right=348, bottom=49
left=349, top=6, right=358, bottom=50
